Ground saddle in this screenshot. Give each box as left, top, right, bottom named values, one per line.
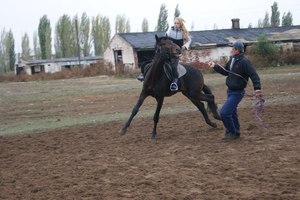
left=144, top=62, right=187, bottom=81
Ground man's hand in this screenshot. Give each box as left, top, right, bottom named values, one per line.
left=208, top=61, right=215, bottom=68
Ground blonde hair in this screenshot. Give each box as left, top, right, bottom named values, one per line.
left=174, top=17, right=190, bottom=39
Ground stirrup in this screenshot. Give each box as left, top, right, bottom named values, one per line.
left=170, top=82, right=178, bottom=91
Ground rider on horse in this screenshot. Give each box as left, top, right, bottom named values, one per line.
left=137, top=17, right=192, bottom=91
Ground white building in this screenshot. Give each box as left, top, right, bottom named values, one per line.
left=16, top=56, right=102, bottom=75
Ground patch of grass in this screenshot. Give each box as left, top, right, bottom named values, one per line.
left=1, top=65, right=299, bottom=136
left=0, top=106, right=198, bottom=136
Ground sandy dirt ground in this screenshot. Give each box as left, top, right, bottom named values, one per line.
left=1, top=68, right=300, bottom=199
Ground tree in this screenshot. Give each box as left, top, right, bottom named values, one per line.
left=190, top=21, right=194, bottom=31
left=174, top=4, right=180, bottom=19
left=155, top=4, right=169, bottom=31
left=257, top=18, right=263, bottom=28
left=141, top=18, right=149, bottom=32
left=55, top=14, right=76, bottom=58
left=213, top=23, right=218, bottom=30
left=79, top=12, right=92, bottom=56
left=282, top=11, right=293, bottom=26
left=21, top=33, right=30, bottom=60
left=38, top=15, right=52, bottom=59
left=271, top=1, right=280, bottom=27
left=262, top=12, right=271, bottom=27
left=0, top=29, right=8, bottom=73
left=115, top=14, right=126, bottom=33
left=33, top=31, right=41, bottom=59
left=92, top=15, right=111, bottom=56
left=125, top=19, right=130, bottom=33
left=0, top=29, right=16, bottom=73
left=6, top=30, right=16, bottom=72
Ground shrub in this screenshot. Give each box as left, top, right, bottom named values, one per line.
left=0, top=61, right=115, bottom=82
left=252, top=34, right=279, bottom=56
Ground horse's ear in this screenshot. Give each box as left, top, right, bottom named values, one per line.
left=155, top=34, right=159, bottom=42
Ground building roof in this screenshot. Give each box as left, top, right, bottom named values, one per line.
left=118, top=25, right=300, bottom=50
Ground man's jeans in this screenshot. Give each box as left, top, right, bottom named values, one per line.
left=220, top=89, right=245, bottom=134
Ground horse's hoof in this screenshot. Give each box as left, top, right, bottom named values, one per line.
left=214, top=114, right=222, bottom=120
left=210, top=122, right=218, bottom=128
left=119, top=128, right=127, bottom=135
left=151, top=132, right=157, bottom=139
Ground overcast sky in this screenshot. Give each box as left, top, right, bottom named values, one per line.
left=1, top=0, right=299, bottom=52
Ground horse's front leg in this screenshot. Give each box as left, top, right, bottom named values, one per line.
left=151, top=97, right=164, bottom=139
left=119, top=91, right=147, bottom=135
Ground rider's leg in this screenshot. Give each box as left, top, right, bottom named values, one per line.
left=170, top=57, right=179, bottom=91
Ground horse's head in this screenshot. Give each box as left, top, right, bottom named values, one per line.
left=154, top=34, right=181, bottom=57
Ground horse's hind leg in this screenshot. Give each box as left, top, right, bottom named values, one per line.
left=202, top=84, right=221, bottom=120
left=183, top=93, right=217, bottom=128
left=119, top=92, right=147, bottom=135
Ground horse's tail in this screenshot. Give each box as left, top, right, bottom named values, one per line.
left=203, top=84, right=221, bottom=119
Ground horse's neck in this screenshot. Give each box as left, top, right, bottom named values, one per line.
left=148, top=54, right=166, bottom=85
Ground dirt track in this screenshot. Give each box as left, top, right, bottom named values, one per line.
left=1, top=68, right=300, bottom=199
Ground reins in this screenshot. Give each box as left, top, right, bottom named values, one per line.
left=217, top=63, right=268, bottom=132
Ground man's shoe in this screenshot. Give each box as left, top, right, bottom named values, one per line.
left=224, top=130, right=230, bottom=138
left=137, top=74, right=144, bottom=82
left=222, top=132, right=240, bottom=140
left=170, top=82, right=178, bottom=91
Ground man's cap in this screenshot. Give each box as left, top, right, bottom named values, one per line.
left=231, top=41, right=244, bottom=52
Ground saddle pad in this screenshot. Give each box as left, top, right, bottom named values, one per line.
left=164, top=63, right=187, bottom=81
left=177, top=64, right=187, bottom=78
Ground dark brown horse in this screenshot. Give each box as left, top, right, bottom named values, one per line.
left=120, top=35, right=221, bottom=139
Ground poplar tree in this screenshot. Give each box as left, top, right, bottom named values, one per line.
left=21, top=33, right=30, bottom=60
left=79, top=12, right=91, bottom=56
left=33, top=31, right=41, bottom=59
left=6, top=30, right=16, bottom=72
left=0, top=29, right=8, bottom=73
left=115, top=14, right=126, bottom=33
left=155, top=4, right=169, bottom=31
left=174, top=4, right=180, bottom=19
left=262, top=12, right=271, bottom=27
left=282, top=11, right=293, bottom=26
left=125, top=19, right=130, bottom=33
left=271, top=2, right=280, bottom=27
left=141, top=18, right=149, bottom=32
left=55, top=14, right=76, bottom=57
left=92, top=15, right=111, bottom=56
left=38, top=15, right=52, bottom=59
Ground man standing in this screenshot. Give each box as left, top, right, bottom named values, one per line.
left=208, top=41, right=262, bottom=140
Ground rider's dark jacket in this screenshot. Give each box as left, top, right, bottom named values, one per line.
left=213, top=53, right=261, bottom=91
